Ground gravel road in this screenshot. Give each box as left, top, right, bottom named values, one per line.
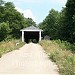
left=0, top=43, right=59, bottom=74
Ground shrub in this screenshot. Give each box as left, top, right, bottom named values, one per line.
left=32, top=39, right=37, bottom=43
left=40, top=40, right=75, bottom=75
left=54, top=39, right=75, bottom=52
left=0, top=39, right=25, bottom=57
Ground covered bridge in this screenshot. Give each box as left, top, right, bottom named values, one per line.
left=20, top=26, right=43, bottom=43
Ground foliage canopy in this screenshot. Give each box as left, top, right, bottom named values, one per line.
left=0, top=0, right=36, bottom=41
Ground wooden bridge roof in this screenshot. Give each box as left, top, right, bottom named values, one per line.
left=20, top=26, right=43, bottom=32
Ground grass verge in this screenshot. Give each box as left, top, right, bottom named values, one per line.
left=40, top=40, right=75, bottom=75
left=0, top=39, right=25, bottom=57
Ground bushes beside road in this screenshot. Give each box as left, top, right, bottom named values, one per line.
left=0, top=39, right=25, bottom=57
left=40, top=40, right=75, bottom=75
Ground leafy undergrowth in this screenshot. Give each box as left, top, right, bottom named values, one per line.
left=0, top=39, right=25, bottom=58
left=40, top=40, right=75, bottom=75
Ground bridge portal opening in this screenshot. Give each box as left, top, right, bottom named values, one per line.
left=24, top=31, right=39, bottom=43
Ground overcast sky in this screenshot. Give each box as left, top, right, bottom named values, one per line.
left=4, top=0, right=67, bottom=24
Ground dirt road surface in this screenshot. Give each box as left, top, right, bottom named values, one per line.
left=0, top=43, right=59, bottom=74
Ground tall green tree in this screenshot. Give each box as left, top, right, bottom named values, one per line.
left=39, top=9, right=60, bottom=39
left=3, top=2, right=26, bottom=38
left=0, top=0, right=5, bottom=23
left=60, top=0, right=75, bottom=43
left=0, top=0, right=36, bottom=41
left=0, top=22, right=10, bottom=41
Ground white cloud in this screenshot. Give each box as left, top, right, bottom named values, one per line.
left=15, top=7, right=23, bottom=12
left=15, top=7, right=36, bottom=22
left=23, top=9, right=36, bottom=20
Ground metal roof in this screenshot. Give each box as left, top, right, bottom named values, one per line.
left=20, top=26, right=43, bottom=32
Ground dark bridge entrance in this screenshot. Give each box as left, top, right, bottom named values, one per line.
left=24, top=31, right=39, bottom=43
left=20, top=26, right=43, bottom=43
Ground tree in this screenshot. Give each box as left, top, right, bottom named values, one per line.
left=60, top=0, right=75, bottom=43
left=0, top=1, right=36, bottom=40
left=39, top=9, right=60, bottom=39
left=25, top=18, right=36, bottom=27
left=57, top=8, right=66, bottom=40
left=0, top=22, right=10, bottom=41
left=4, top=2, right=15, bottom=9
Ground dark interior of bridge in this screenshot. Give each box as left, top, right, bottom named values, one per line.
left=24, top=31, right=39, bottom=43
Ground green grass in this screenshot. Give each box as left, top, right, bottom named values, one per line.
left=40, top=40, right=75, bottom=75
left=0, top=39, right=25, bottom=57
left=53, top=39, right=75, bottom=52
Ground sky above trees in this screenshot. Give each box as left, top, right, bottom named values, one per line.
left=4, top=0, right=67, bottom=24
